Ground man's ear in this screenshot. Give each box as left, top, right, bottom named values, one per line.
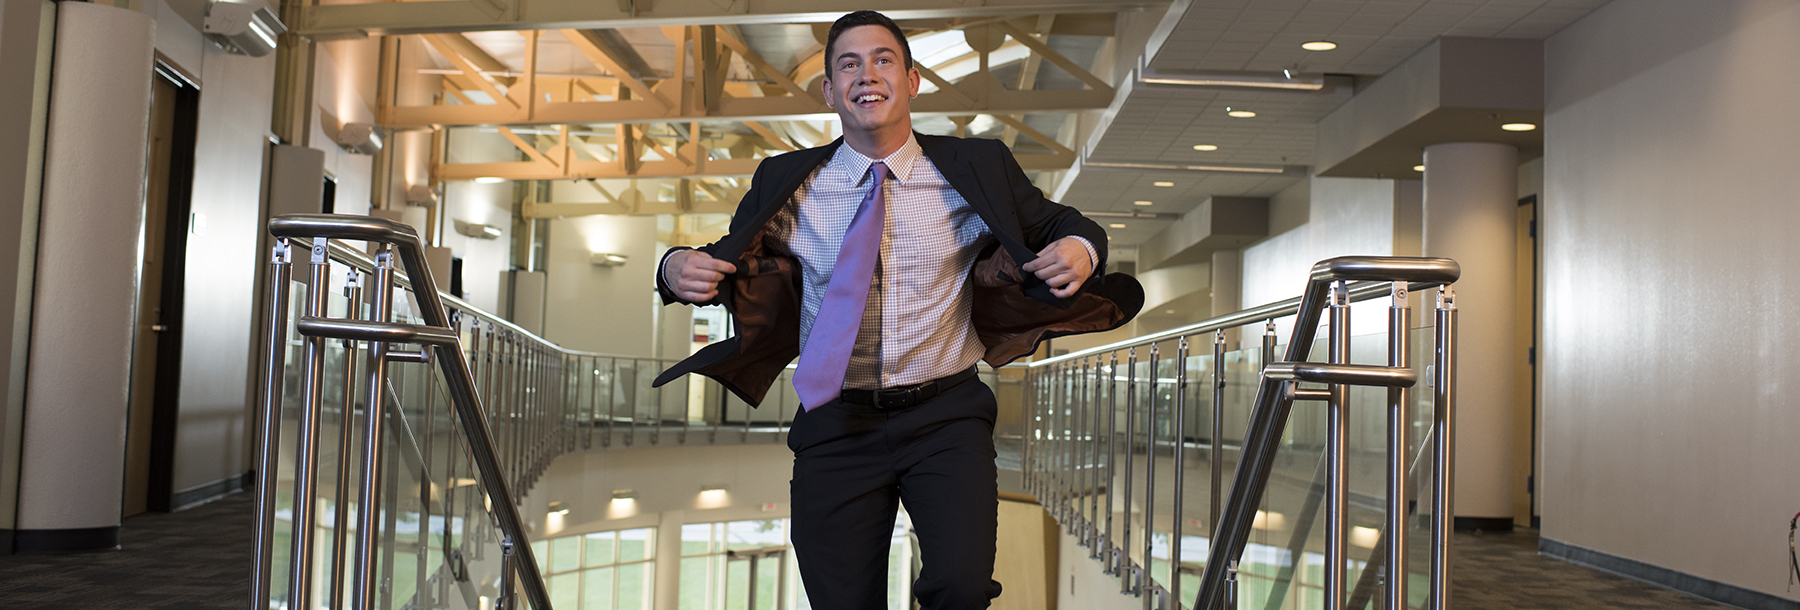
left=907, top=68, right=921, bottom=99
left=821, top=77, right=833, bottom=109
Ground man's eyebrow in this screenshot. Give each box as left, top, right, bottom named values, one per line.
left=835, top=47, right=900, bottom=65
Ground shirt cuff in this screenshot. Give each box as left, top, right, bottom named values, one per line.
left=658, top=247, right=691, bottom=291
left=1070, top=236, right=1099, bottom=272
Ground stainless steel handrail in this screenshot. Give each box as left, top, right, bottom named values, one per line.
left=256, top=214, right=554, bottom=610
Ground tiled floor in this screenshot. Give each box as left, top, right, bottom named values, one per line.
left=0, top=489, right=1739, bottom=609
left=1451, top=529, right=1731, bottom=610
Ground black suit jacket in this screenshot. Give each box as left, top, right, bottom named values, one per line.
left=654, top=134, right=1143, bottom=404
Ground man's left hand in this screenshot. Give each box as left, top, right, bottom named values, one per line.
left=1022, top=237, right=1095, bottom=298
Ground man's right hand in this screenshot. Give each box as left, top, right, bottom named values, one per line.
left=665, top=249, right=738, bottom=302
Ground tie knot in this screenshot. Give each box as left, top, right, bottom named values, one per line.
left=870, top=161, right=889, bottom=184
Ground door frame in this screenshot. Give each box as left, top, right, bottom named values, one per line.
left=142, top=60, right=199, bottom=513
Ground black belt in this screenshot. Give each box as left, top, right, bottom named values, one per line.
left=838, top=366, right=978, bottom=410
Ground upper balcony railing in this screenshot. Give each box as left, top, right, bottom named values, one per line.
left=1022, top=256, right=1461, bottom=610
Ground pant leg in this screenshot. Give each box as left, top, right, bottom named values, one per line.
left=788, top=402, right=902, bottom=610
left=893, top=380, right=1003, bottom=610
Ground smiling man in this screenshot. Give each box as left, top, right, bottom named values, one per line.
left=654, top=10, right=1141, bottom=609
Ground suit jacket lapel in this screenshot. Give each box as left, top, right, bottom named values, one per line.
left=713, top=139, right=843, bottom=261
left=919, top=135, right=1038, bottom=265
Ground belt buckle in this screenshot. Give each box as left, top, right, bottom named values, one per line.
left=875, top=385, right=919, bottom=410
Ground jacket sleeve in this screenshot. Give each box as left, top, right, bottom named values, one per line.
left=655, top=160, right=773, bottom=307
left=998, top=140, right=1109, bottom=273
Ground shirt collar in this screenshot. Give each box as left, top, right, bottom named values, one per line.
left=832, top=133, right=923, bottom=187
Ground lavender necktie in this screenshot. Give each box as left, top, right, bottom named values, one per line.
left=794, top=162, right=889, bottom=410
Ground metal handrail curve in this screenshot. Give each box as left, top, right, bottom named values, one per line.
left=1033, top=256, right=1458, bottom=367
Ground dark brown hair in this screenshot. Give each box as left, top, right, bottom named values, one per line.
left=825, top=10, right=912, bottom=70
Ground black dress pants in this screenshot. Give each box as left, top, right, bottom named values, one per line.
left=787, top=377, right=1004, bottom=610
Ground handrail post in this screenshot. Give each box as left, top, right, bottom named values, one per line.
left=1103, top=350, right=1119, bottom=574
left=1211, top=329, right=1226, bottom=532
left=1326, top=280, right=1351, bottom=610
left=328, top=270, right=363, bottom=609
left=1386, top=282, right=1411, bottom=610
left=1142, top=342, right=1159, bottom=605
left=351, top=247, right=397, bottom=610
left=289, top=237, right=333, bottom=610
left=1090, top=355, right=1104, bottom=558
left=1120, top=347, right=1138, bottom=593
left=1430, top=286, right=1458, bottom=610
left=1172, top=336, right=1189, bottom=608
left=251, top=239, right=293, bottom=610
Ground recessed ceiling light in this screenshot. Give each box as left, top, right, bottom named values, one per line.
left=1301, top=41, right=1338, bottom=51
left=1193, top=144, right=1219, bottom=151
left=1153, top=181, right=1175, bottom=187
left=474, top=177, right=506, bottom=184
left=1133, top=200, right=1153, bottom=206
left=1502, top=123, right=1537, bottom=132
left=1413, top=165, right=1426, bottom=172
left=1109, top=223, right=1127, bottom=228
left=1227, top=110, right=1257, bottom=118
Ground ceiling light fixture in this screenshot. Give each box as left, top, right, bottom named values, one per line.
left=473, top=176, right=506, bottom=184
left=1301, top=41, right=1338, bottom=51
left=1413, top=165, right=1426, bottom=172
left=1087, top=161, right=1288, bottom=175
left=1109, top=223, right=1127, bottom=229
left=1153, top=181, right=1175, bottom=187
left=1133, top=200, right=1153, bottom=206
left=1193, top=144, right=1219, bottom=151
left=1140, top=70, right=1327, bottom=91
left=1227, top=109, right=1257, bottom=118
left=1502, top=123, right=1538, bottom=132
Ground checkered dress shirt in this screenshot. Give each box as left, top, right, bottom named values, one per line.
left=771, top=135, right=993, bottom=389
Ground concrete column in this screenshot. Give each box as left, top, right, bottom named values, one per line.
left=15, top=1, right=155, bottom=552
left=1422, top=142, right=1518, bottom=523
left=1210, top=249, right=1241, bottom=345
left=653, top=510, right=684, bottom=610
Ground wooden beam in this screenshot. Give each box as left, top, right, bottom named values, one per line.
left=561, top=29, right=670, bottom=110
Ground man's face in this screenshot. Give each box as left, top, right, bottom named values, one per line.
left=822, top=25, right=921, bottom=138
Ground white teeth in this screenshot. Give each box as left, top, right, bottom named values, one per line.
left=856, top=94, right=886, bottom=103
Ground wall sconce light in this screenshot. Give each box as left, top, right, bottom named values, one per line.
left=405, top=184, right=438, bottom=206
left=336, top=123, right=384, bottom=155
left=548, top=501, right=570, bottom=516
left=453, top=220, right=502, bottom=240
left=611, top=489, right=638, bottom=500
left=697, top=483, right=730, bottom=509
left=203, top=1, right=286, bottom=58
left=590, top=252, right=629, bottom=267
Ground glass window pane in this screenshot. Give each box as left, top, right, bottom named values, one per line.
left=550, top=573, right=581, bottom=610
left=679, top=556, right=711, bottom=610
left=586, top=531, right=617, bottom=567
left=617, top=562, right=650, bottom=610
left=681, top=523, right=713, bottom=556
left=725, top=520, right=783, bottom=550
left=553, top=536, right=582, bottom=573
left=619, top=528, right=654, bottom=561
left=583, top=566, right=615, bottom=610
left=533, top=540, right=550, bottom=572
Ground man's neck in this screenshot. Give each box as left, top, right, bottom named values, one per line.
left=841, top=124, right=912, bottom=160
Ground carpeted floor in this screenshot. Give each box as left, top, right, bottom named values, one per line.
left=0, top=488, right=1741, bottom=609
left=0, top=491, right=253, bottom=609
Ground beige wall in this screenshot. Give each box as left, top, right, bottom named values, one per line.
left=166, top=9, right=277, bottom=495
left=1541, top=0, right=1800, bottom=601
